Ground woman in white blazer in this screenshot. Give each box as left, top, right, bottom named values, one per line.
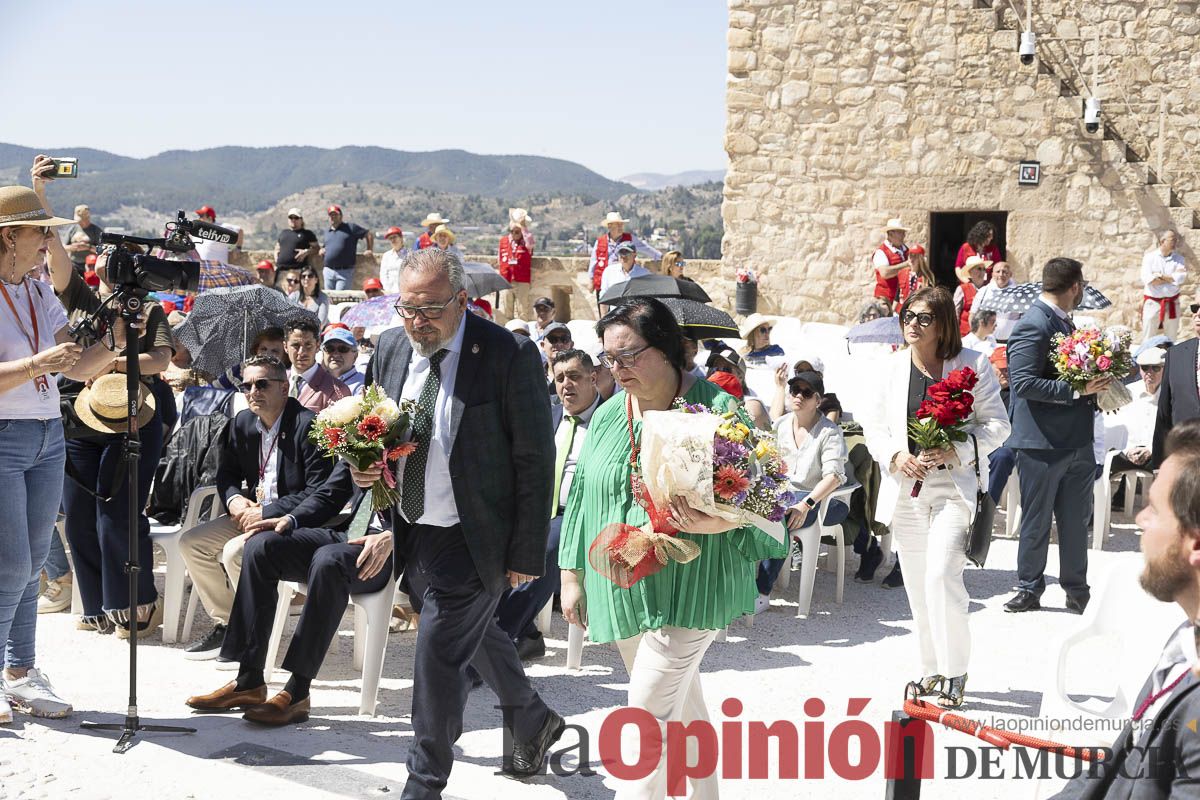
left=860, top=287, right=1010, bottom=708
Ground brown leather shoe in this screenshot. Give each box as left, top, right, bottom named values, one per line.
left=242, top=691, right=311, bottom=726
left=185, top=681, right=267, bottom=711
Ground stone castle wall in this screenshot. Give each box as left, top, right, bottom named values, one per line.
left=721, top=0, right=1200, bottom=330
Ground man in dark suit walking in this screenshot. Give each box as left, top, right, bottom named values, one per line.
left=179, top=355, right=336, bottom=659
left=1005, top=258, right=1112, bottom=615
left=1152, top=294, right=1200, bottom=467
left=350, top=248, right=562, bottom=799
left=1052, top=419, right=1200, bottom=799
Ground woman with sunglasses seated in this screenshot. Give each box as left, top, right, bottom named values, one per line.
left=858, top=287, right=1009, bottom=709
left=559, top=298, right=786, bottom=798
left=288, top=269, right=330, bottom=327
left=739, top=313, right=784, bottom=368
left=754, top=370, right=849, bottom=613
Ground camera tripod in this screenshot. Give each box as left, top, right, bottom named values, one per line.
left=78, top=291, right=195, bottom=753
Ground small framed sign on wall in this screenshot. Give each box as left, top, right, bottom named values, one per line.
left=1018, top=161, right=1041, bottom=186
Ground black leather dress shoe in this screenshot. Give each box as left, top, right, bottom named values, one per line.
left=506, top=709, right=565, bottom=776
left=1065, top=595, right=1090, bottom=615
left=1003, top=591, right=1041, bottom=613
left=516, top=632, right=546, bottom=662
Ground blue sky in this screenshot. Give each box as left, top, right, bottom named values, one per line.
left=5, top=1, right=728, bottom=180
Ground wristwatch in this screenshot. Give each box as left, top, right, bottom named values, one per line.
left=803, top=497, right=817, bottom=510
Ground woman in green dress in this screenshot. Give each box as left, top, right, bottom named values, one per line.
left=559, top=298, right=786, bottom=799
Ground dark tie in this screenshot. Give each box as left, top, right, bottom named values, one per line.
left=401, top=349, right=446, bottom=522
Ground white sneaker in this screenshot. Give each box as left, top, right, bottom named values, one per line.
left=37, top=577, right=72, bottom=614
left=754, top=594, right=771, bottom=615
left=4, top=668, right=73, bottom=718
left=0, top=694, right=11, bottom=725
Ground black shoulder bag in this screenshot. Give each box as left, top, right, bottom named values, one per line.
left=966, top=435, right=996, bottom=568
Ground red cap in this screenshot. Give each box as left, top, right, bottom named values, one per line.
left=989, top=345, right=1008, bottom=369
left=256, top=259, right=274, bottom=271
left=362, top=278, right=383, bottom=292
left=909, top=244, right=926, bottom=256
left=707, top=371, right=744, bottom=399
left=195, top=205, right=215, bottom=219
left=384, top=226, right=403, bottom=239
left=473, top=298, right=492, bottom=316
left=85, top=253, right=98, bottom=266
left=83, top=269, right=100, bottom=288
left=322, top=322, right=351, bottom=336
left=327, top=205, right=342, bottom=214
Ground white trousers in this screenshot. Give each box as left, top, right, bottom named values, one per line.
left=614, top=627, right=721, bottom=800
left=1141, top=297, right=1181, bottom=343
left=890, top=471, right=973, bottom=677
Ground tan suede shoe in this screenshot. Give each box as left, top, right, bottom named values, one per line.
left=185, top=681, right=267, bottom=711
left=242, top=691, right=311, bottom=726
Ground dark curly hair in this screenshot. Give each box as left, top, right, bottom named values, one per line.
left=966, top=221, right=996, bottom=251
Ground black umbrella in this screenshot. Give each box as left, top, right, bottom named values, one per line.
left=598, top=274, right=711, bottom=304
left=658, top=298, right=739, bottom=339
left=175, top=285, right=319, bottom=377
left=976, top=282, right=1112, bottom=315
left=462, top=261, right=511, bottom=299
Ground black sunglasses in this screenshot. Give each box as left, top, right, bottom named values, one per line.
left=901, top=310, right=935, bottom=328
left=324, top=344, right=353, bottom=354
left=238, top=378, right=284, bottom=394
left=789, top=385, right=816, bottom=399
left=546, top=334, right=572, bottom=345
left=286, top=277, right=299, bottom=284
left=1191, top=303, right=1200, bottom=314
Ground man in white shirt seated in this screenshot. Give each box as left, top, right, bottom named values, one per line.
left=494, top=349, right=601, bottom=661
left=962, top=309, right=998, bottom=355
left=321, top=328, right=365, bottom=395
left=598, top=241, right=651, bottom=298
left=1140, top=230, right=1187, bottom=343
left=1109, top=346, right=1166, bottom=507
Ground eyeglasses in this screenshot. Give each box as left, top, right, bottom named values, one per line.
left=901, top=311, right=935, bottom=328
left=756, top=326, right=772, bottom=336
left=545, top=334, right=572, bottom=346
left=599, top=344, right=651, bottom=370
left=286, top=278, right=299, bottom=284
left=323, top=344, right=353, bottom=354
left=300, top=273, right=317, bottom=281
left=237, top=378, right=284, bottom=394
left=789, top=385, right=816, bottom=399
left=1140, top=364, right=1164, bottom=373
left=395, top=296, right=455, bottom=319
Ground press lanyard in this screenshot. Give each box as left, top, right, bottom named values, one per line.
left=1131, top=670, right=1188, bottom=722
left=0, top=278, right=50, bottom=396
left=256, top=428, right=281, bottom=503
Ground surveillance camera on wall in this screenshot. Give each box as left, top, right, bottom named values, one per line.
left=1084, top=97, right=1101, bottom=134
left=1019, top=31, right=1037, bottom=65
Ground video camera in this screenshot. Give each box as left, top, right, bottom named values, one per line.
left=98, top=210, right=238, bottom=293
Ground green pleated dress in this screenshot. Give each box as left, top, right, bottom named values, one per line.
left=558, top=379, right=787, bottom=644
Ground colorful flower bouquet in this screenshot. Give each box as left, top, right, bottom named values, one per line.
left=1050, top=327, right=1134, bottom=413
left=588, top=402, right=794, bottom=588
left=907, top=366, right=978, bottom=497
left=308, top=385, right=420, bottom=511
left=736, top=267, right=757, bottom=284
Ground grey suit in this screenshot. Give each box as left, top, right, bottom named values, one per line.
left=1053, top=665, right=1200, bottom=798
left=365, top=311, right=556, bottom=800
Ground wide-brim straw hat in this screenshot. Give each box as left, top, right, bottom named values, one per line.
left=738, top=312, right=779, bottom=340
left=602, top=212, right=629, bottom=226
left=74, top=373, right=156, bottom=434
left=883, top=217, right=909, bottom=233
left=432, top=224, right=456, bottom=245
left=956, top=254, right=992, bottom=282
left=509, top=208, right=532, bottom=228
left=0, top=186, right=75, bottom=228
left=421, top=213, right=450, bottom=227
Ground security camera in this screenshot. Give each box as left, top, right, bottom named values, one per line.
left=1084, top=97, right=1101, bottom=134
left=1019, top=31, right=1037, bottom=65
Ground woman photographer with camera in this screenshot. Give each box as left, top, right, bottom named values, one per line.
left=33, top=156, right=176, bottom=641
left=0, top=177, right=139, bottom=723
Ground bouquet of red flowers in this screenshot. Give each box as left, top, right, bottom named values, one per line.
left=906, top=366, right=978, bottom=497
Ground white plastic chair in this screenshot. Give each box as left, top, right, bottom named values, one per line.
left=566, top=622, right=586, bottom=670
left=329, top=301, right=357, bottom=325
left=1091, top=423, right=1129, bottom=550
left=263, top=575, right=398, bottom=716
left=788, top=481, right=860, bottom=618
left=150, top=485, right=220, bottom=644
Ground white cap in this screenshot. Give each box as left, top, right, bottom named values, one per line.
left=791, top=353, right=825, bottom=374
left=505, top=319, right=530, bottom=333
left=1136, top=347, right=1166, bottom=367
left=286, top=207, right=303, bottom=217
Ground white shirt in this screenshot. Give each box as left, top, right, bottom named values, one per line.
left=962, top=332, right=998, bottom=356
left=396, top=313, right=467, bottom=526
left=1036, top=296, right=1071, bottom=322
left=0, top=277, right=69, bottom=420
left=599, top=261, right=652, bottom=296
left=379, top=248, right=408, bottom=295
left=588, top=234, right=662, bottom=279
left=254, top=412, right=284, bottom=505
left=1114, top=379, right=1159, bottom=451
left=1137, top=621, right=1197, bottom=745
left=1141, top=249, right=1187, bottom=299
left=871, top=241, right=908, bottom=269
left=555, top=395, right=601, bottom=512
left=192, top=228, right=240, bottom=264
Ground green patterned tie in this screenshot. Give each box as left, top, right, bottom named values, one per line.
left=346, top=497, right=374, bottom=540
left=401, top=349, right=446, bottom=522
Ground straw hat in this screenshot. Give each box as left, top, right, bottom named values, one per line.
left=956, top=254, right=992, bottom=282
left=602, top=212, right=629, bottom=226
left=421, top=213, right=450, bottom=227
left=74, top=373, right=156, bottom=434
left=738, top=312, right=778, bottom=340
left=0, top=186, right=74, bottom=228
left=432, top=225, right=456, bottom=245
left=509, top=208, right=532, bottom=228
left=883, top=217, right=909, bottom=233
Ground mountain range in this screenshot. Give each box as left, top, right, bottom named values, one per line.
left=620, top=170, right=726, bottom=190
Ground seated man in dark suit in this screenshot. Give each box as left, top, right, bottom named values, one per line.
left=179, top=355, right=336, bottom=660
left=1152, top=294, right=1200, bottom=467
left=496, top=349, right=602, bottom=660
left=1053, top=418, right=1200, bottom=799
left=184, top=469, right=394, bottom=725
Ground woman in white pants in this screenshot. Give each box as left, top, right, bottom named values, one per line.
left=860, top=287, right=1009, bottom=708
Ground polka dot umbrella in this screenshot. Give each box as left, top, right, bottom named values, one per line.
left=975, top=282, right=1112, bottom=315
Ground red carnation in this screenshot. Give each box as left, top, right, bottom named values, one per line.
left=323, top=427, right=346, bottom=448
left=356, top=415, right=387, bottom=441
left=387, top=442, right=417, bottom=461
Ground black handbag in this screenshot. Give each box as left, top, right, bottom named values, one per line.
left=966, top=435, right=996, bottom=568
